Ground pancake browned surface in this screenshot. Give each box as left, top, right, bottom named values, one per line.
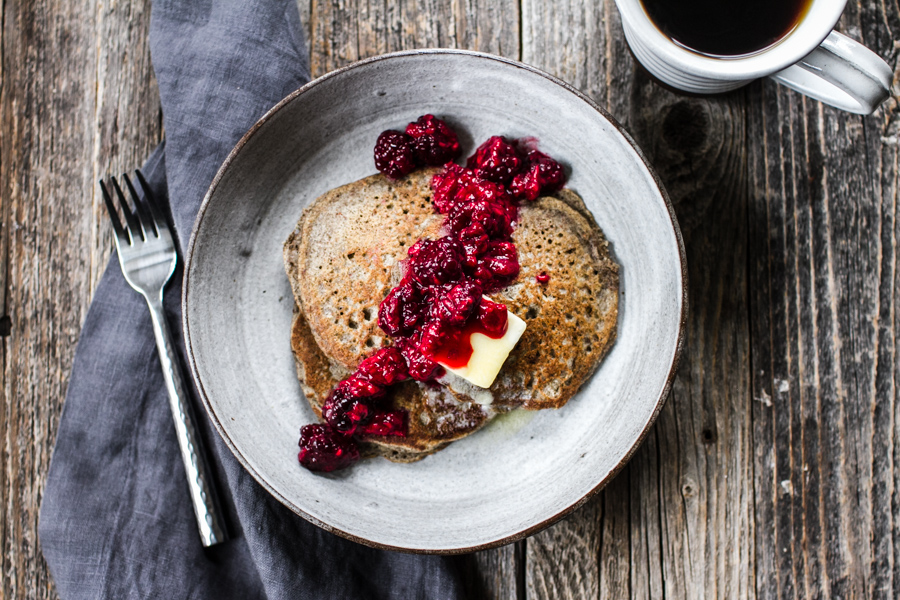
left=284, top=169, right=619, bottom=462
left=284, top=168, right=444, bottom=367
left=490, top=189, right=618, bottom=410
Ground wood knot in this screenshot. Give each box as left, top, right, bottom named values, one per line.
left=662, top=101, right=709, bottom=154
left=0, top=315, right=10, bottom=337
left=701, top=428, right=717, bottom=445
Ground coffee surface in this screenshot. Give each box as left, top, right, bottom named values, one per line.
left=640, top=0, right=811, bottom=57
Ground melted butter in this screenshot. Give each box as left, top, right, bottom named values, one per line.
left=436, top=306, right=527, bottom=389
left=484, top=409, right=538, bottom=440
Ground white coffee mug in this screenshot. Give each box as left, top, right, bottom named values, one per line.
left=615, top=0, right=893, bottom=114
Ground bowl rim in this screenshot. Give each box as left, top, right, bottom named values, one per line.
left=183, top=48, right=689, bottom=554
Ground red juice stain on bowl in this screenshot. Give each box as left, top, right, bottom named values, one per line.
left=297, top=116, right=567, bottom=472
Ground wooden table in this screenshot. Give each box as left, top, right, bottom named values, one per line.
left=2, top=0, right=898, bottom=598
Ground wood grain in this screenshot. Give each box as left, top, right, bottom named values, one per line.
left=0, top=0, right=161, bottom=597
left=4, top=0, right=900, bottom=598
left=747, top=2, right=900, bottom=596
left=308, top=0, right=518, bottom=77
left=455, top=542, right=523, bottom=600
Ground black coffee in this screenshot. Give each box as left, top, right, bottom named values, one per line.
left=640, top=0, right=812, bottom=57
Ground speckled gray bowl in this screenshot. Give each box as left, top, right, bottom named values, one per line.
left=184, top=49, right=687, bottom=553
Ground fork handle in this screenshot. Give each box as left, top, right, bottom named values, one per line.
left=146, top=293, right=228, bottom=547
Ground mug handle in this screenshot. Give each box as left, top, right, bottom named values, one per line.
left=770, top=31, right=893, bottom=115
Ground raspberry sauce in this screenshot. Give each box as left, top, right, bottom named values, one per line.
left=298, top=116, right=566, bottom=472
left=431, top=312, right=509, bottom=369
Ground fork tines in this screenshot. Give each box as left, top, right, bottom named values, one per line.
left=99, top=171, right=166, bottom=245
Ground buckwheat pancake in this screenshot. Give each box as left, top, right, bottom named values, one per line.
left=489, top=190, right=618, bottom=410
left=283, top=168, right=618, bottom=462
left=285, top=168, right=445, bottom=368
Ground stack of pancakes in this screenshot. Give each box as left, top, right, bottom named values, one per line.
left=283, top=168, right=619, bottom=463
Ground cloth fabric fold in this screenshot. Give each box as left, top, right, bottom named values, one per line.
left=39, top=1, right=465, bottom=598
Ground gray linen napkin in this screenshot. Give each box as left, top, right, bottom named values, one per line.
left=38, top=1, right=466, bottom=598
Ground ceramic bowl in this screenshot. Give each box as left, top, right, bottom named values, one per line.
left=183, top=49, right=686, bottom=553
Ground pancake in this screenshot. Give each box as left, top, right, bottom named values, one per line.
left=283, top=168, right=618, bottom=462
left=284, top=168, right=445, bottom=368
left=290, top=308, right=497, bottom=462
left=488, top=189, right=619, bottom=410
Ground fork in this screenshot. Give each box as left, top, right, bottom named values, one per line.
left=101, top=171, right=227, bottom=547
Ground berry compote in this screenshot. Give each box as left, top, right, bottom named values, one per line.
left=298, top=116, right=566, bottom=473
left=374, top=114, right=461, bottom=180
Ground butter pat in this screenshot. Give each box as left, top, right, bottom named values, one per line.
left=437, top=308, right=527, bottom=389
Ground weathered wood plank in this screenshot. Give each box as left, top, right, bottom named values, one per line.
left=521, top=0, right=636, bottom=124
left=521, top=0, right=606, bottom=112
left=625, top=438, right=664, bottom=600
left=747, top=1, right=900, bottom=598
left=526, top=500, right=600, bottom=599
left=595, top=466, right=632, bottom=599
left=838, top=8, right=900, bottom=600
left=0, top=0, right=161, bottom=597
left=309, top=0, right=518, bottom=77
left=636, top=79, right=754, bottom=600
left=0, top=2, right=99, bottom=596
left=456, top=543, right=522, bottom=600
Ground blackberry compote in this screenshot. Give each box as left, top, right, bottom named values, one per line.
left=298, top=116, right=566, bottom=473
